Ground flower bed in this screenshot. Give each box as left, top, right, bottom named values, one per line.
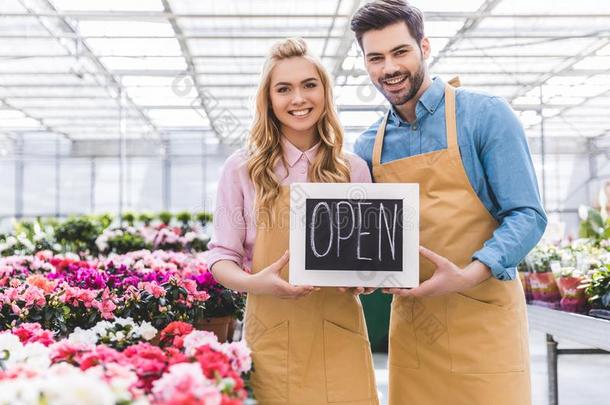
left=0, top=320, right=251, bottom=404
left=0, top=250, right=244, bottom=336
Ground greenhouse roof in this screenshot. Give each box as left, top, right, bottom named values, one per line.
left=0, top=0, right=609, bottom=144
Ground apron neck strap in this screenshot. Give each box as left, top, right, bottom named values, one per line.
left=372, top=111, right=389, bottom=167
left=371, top=82, right=459, bottom=168
left=444, top=84, right=458, bottom=150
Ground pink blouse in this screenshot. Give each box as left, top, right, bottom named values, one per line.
left=206, top=137, right=372, bottom=271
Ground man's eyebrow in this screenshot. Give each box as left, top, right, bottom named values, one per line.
left=366, top=44, right=412, bottom=58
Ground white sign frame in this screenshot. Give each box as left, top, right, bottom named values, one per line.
left=289, top=182, right=419, bottom=288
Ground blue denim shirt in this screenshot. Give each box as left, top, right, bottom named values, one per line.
left=353, top=77, right=547, bottom=281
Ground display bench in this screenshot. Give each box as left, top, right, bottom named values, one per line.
left=527, top=305, right=610, bottom=405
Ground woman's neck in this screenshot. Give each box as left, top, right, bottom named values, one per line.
left=281, top=126, right=319, bottom=151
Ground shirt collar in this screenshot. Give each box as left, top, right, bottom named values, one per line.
left=281, top=136, right=320, bottom=167
left=388, top=76, right=445, bottom=125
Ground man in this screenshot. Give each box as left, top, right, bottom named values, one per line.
left=350, top=1, right=547, bottom=404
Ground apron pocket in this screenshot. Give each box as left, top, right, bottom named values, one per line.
left=247, top=319, right=289, bottom=403
left=447, top=293, right=524, bottom=374
left=323, top=320, right=374, bottom=403
left=388, top=297, right=420, bottom=369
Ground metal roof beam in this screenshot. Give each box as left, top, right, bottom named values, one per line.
left=3, top=11, right=610, bottom=20
left=20, top=0, right=162, bottom=140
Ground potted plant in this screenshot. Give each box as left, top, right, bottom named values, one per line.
left=556, top=267, right=587, bottom=313
left=54, top=216, right=102, bottom=256
left=175, top=211, right=193, bottom=231
left=158, top=211, right=173, bottom=226
left=525, top=244, right=561, bottom=307
left=581, top=263, right=610, bottom=320
left=121, top=211, right=137, bottom=227
left=195, top=211, right=213, bottom=227
left=138, top=212, right=155, bottom=227
left=190, top=271, right=246, bottom=342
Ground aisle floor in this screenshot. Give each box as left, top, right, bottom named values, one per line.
left=373, top=329, right=610, bottom=405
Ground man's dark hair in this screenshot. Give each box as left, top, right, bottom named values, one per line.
left=350, top=0, right=425, bottom=49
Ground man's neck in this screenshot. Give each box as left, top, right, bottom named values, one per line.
left=393, top=76, right=433, bottom=123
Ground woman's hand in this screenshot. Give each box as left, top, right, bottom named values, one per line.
left=251, top=251, right=317, bottom=299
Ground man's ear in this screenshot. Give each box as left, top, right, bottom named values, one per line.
left=420, top=37, right=431, bottom=60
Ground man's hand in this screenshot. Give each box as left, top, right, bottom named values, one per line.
left=383, top=246, right=492, bottom=297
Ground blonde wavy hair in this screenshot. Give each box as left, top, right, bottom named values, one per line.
left=247, top=38, right=351, bottom=215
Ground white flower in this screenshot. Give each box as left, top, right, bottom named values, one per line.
left=0, top=332, right=24, bottom=368
left=137, top=321, right=157, bottom=341
left=113, top=317, right=135, bottom=327
left=182, top=330, right=220, bottom=355
left=86, top=363, right=139, bottom=403
left=68, top=327, right=98, bottom=346
left=21, top=342, right=51, bottom=370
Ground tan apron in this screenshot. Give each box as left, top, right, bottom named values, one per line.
left=373, top=84, right=531, bottom=405
left=244, top=187, right=379, bottom=405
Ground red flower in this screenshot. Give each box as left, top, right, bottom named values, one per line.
left=164, top=347, right=189, bottom=365
left=123, top=343, right=169, bottom=391
left=158, top=321, right=193, bottom=349
left=193, top=345, right=231, bottom=379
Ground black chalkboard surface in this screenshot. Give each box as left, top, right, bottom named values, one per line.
left=305, top=198, right=403, bottom=271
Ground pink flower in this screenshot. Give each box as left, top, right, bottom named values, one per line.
left=60, top=284, right=98, bottom=308
left=10, top=303, right=21, bottom=315
left=140, top=282, right=166, bottom=298
left=92, top=288, right=117, bottom=319
left=79, top=345, right=126, bottom=370
left=151, top=363, right=221, bottom=405
left=22, top=285, right=46, bottom=307
left=222, top=341, right=252, bottom=374
left=26, top=274, right=57, bottom=294
left=50, top=340, right=93, bottom=364
left=11, top=323, right=55, bottom=347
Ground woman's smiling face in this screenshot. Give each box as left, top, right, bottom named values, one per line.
left=269, top=56, right=325, bottom=137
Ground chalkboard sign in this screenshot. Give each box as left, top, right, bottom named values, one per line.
left=290, top=183, right=419, bottom=288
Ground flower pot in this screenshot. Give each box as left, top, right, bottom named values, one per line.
left=556, top=276, right=586, bottom=313
left=519, top=272, right=533, bottom=303
left=529, top=272, right=560, bottom=303
left=195, top=316, right=233, bottom=342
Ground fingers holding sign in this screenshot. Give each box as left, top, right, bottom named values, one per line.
left=383, top=246, right=471, bottom=298
left=253, top=250, right=318, bottom=299
left=337, top=287, right=377, bottom=296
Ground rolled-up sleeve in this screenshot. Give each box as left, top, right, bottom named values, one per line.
left=471, top=97, right=547, bottom=280
left=206, top=153, right=247, bottom=270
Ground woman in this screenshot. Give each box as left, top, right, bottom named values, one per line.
left=207, top=38, right=379, bottom=404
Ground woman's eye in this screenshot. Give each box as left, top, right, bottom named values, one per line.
left=277, top=87, right=289, bottom=93
left=305, top=82, right=317, bottom=88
